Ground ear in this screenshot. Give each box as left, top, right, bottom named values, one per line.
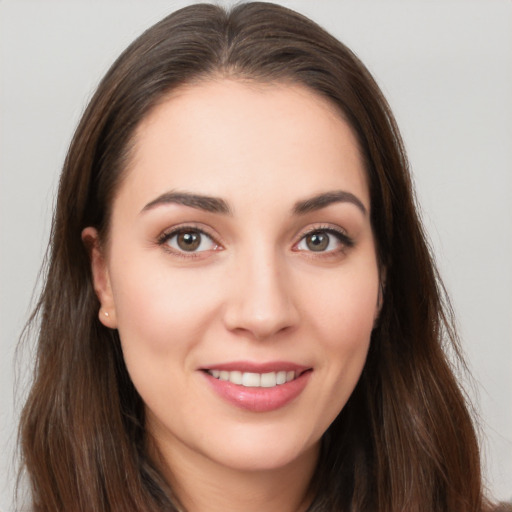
left=81, top=227, right=118, bottom=329
left=374, top=268, right=386, bottom=326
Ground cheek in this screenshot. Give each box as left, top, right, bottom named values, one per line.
left=306, top=256, right=379, bottom=345
left=108, top=259, right=225, bottom=416
left=110, top=255, right=220, bottom=352
left=302, top=257, right=378, bottom=397
left=107, top=254, right=226, bottom=411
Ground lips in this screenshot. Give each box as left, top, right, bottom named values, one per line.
left=200, top=361, right=312, bottom=412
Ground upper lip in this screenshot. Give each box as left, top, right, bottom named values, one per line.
left=199, top=361, right=311, bottom=374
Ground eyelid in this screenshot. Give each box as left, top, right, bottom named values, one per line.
left=293, top=224, right=354, bottom=253
left=157, top=223, right=223, bottom=256
left=155, top=222, right=353, bottom=258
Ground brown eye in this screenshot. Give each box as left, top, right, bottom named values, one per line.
left=296, top=228, right=352, bottom=254
left=305, top=232, right=329, bottom=251
left=162, top=228, right=218, bottom=253
left=177, top=231, right=201, bottom=251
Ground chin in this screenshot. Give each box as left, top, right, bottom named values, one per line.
left=201, top=429, right=321, bottom=473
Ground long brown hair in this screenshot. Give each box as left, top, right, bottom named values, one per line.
left=18, top=2, right=492, bottom=511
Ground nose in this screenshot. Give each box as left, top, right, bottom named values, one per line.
left=222, top=248, right=300, bottom=340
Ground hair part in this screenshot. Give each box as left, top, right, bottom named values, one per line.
left=19, top=3, right=491, bottom=511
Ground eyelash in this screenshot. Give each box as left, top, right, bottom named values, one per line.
left=157, top=225, right=221, bottom=258
left=294, top=225, right=354, bottom=256
left=157, top=224, right=354, bottom=258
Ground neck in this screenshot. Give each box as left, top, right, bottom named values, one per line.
left=150, top=436, right=319, bottom=512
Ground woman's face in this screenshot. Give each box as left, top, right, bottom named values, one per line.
left=87, top=80, right=380, bottom=474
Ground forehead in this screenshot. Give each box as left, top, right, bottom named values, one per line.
left=116, top=79, right=369, bottom=213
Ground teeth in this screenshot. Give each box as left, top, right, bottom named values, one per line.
left=207, top=369, right=297, bottom=387
left=242, top=372, right=260, bottom=387
left=230, top=370, right=243, bottom=385
left=260, top=372, right=276, bottom=388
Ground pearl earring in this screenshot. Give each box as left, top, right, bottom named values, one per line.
left=104, top=311, right=109, bottom=318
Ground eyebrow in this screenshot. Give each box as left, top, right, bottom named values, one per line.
left=140, top=189, right=366, bottom=217
left=141, top=191, right=232, bottom=215
left=293, top=190, right=367, bottom=216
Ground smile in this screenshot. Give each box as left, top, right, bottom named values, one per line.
left=206, top=369, right=297, bottom=388
left=202, top=363, right=312, bottom=412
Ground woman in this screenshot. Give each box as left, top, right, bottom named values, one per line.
left=16, top=2, right=504, bottom=511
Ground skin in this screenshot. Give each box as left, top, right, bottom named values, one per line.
left=83, top=80, right=381, bottom=512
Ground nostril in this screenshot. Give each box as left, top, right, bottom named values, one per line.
left=221, top=258, right=300, bottom=339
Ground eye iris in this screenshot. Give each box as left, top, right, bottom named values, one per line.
left=306, top=232, right=329, bottom=251
left=177, top=231, right=200, bottom=251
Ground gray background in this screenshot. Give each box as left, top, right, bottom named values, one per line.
left=1, top=0, right=511, bottom=509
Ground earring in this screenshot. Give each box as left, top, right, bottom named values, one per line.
left=104, top=311, right=109, bottom=318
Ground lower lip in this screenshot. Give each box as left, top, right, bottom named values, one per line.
left=202, top=370, right=312, bottom=412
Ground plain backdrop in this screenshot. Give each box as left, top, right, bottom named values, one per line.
left=1, top=0, right=511, bottom=509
